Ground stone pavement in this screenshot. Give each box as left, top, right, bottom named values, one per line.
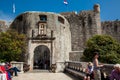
left=12, top=70, right=79, bottom=80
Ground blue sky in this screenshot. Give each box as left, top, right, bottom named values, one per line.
left=0, top=0, right=120, bottom=22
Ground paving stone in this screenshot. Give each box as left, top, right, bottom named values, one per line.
left=12, top=72, right=79, bottom=80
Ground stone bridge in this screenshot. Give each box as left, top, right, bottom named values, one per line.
left=12, top=61, right=114, bottom=80
left=12, top=70, right=79, bottom=80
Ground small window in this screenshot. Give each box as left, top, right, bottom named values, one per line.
left=88, top=14, right=92, bottom=26
left=58, top=16, right=64, bottom=24
left=114, top=25, right=118, bottom=32
left=39, top=15, right=47, bottom=21
left=17, top=15, right=23, bottom=21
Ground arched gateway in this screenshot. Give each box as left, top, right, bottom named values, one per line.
left=11, top=12, right=71, bottom=72
left=34, top=45, right=50, bottom=69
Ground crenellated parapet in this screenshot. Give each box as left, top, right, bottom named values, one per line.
left=60, top=12, right=77, bottom=17
left=101, top=20, right=120, bottom=42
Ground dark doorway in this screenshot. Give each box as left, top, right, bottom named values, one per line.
left=34, top=45, right=50, bottom=70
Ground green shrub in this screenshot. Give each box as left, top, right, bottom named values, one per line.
left=0, top=29, right=27, bottom=62
left=83, top=35, right=120, bottom=64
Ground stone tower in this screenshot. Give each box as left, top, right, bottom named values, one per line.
left=10, top=12, right=71, bottom=72
left=61, top=4, right=102, bottom=51
left=93, top=4, right=100, bottom=13
left=93, top=4, right=101, bottom=34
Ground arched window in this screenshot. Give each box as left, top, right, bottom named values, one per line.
left=58, top=16, right=64, bottom=24
left=17, top=15, right=23, bottom=21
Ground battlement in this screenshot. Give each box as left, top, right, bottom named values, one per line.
left=61, top=10, right=98, bottom=18
left=102, top=20, right=120, bottom=24
left=102, top=20, right=120, bottom=28
left=60, top=11, right=78, bottom=17
left=101, top=20, right=120, bottom=42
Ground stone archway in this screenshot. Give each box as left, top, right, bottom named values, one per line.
left=33, top=45, right=50, bottom=70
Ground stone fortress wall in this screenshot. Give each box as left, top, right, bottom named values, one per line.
left=61, top=4, right=101, bottom=51
left=61, top=4, right=120, bottom=61
left=101, top=20, right=120, bottom=42
left=0, top=4, right=120, bottom=71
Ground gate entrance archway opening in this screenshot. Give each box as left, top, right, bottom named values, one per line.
left=34, top=45, right=50, bottom=70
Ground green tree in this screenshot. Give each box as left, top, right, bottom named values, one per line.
left=0, top=29, right=27, bottom=62
left=83, top=35, right=120, bottom=64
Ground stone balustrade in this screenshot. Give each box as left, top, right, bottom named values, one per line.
left=11, top=62, right=24, bottom=73
left=101, top=64, right=114, bottom=76
left=65, top=61, right=87, bottom=73
left=65, top=61, right=114, bottom=79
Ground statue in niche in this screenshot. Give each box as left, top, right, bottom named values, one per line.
left=38, top=23, right=46, bottom=36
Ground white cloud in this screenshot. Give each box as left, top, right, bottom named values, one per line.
left=0, top=11, right=14, bottom=22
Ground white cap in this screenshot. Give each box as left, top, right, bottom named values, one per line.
left=1, top=63, right=5, bottom=66
left=114, top=64, right=120, bottom=68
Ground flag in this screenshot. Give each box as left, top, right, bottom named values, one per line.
left=13, top=3, right=16, bottom=13
left=63, top=0, right=68, bottom=5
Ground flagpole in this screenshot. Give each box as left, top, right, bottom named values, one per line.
left=66, top=4, right=69, bottom=12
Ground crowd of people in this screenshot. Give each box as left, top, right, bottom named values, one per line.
left=84, top=52, right=120, bottom=80
left=0, top=62, right=20, bottom=80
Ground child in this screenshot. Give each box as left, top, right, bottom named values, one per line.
left=84, top=62, right=94, bottom=80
